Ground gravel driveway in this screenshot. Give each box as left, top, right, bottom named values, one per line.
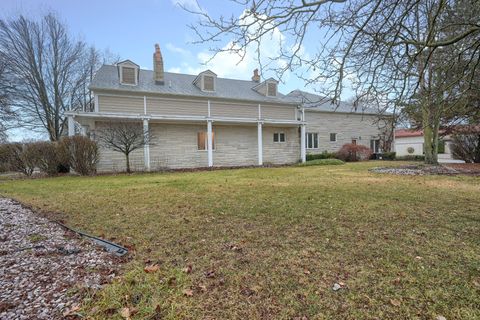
left=0, top=198, right=121, bottom=319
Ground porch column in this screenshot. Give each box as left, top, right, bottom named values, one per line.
left=207, top=120, right=213, bottom=167
left=300, top=124, right=306, bottom=163
left=257, top=122, right=263, bottom=165
left=80, top=126, right=87, bottom=136
left=67, top=116, right=75, bottom=136
left=300, top=107, right=306, bottom=163
left=143, top=119, right=151, bottom=171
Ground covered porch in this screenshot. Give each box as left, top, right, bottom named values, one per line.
left=66, top=111, right=307, bottom=171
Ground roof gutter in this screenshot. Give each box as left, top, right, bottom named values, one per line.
left=88, top=86, right=299, bottom=107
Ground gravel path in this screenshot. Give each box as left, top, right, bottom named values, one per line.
left=0, top=198, right=120, bottom=319
left=370, top=164, right=462, bottom=176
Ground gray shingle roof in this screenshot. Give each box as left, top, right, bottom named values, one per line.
left=285, top=90, right=380, bottom=115
left=90, top=65, right=296, bottom=105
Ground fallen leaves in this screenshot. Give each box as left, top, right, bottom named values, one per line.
left=62, top=304, right=80, bottom=317
left=204, top=269, right=216, bottom=278
left=120, top=306, right=138, bottom=319
left=228, top=243, right=243, bottom=252
left=389, top=298, right=401, bottom=307
left=183, top=264, right=192, bottom=274
left=183, top=289, right=194, bottom=297
left=144, top=264, right=160, bottom=273
left=120, top=307, right=131, bottom=320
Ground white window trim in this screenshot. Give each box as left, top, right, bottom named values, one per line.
left=197, top=131, right=216, bottom=151
left=202, top=75, right=216, bottom=92
left=273, top=132, right=286, bottom=143
left=306, top=132, right=319, bottom=149
left=370, top=138, right=381, bottom=153
left=329, top=133, right=337, bottom=142
left=120, top=66, right=138, bottom=86
left=266, top=81, right=277, bottom=97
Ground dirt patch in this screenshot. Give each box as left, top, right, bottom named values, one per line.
left=0, top=198, right=124, bottom=319
left=444, top=163, right=480, bottom=174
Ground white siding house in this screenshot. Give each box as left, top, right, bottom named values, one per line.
left=66, top=44, right=391, bottom=172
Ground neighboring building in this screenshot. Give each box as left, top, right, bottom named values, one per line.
left=66, top=44, right=390, bottom=172
left=394, top=129, right=464, bottom=163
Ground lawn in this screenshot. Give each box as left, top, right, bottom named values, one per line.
left=1, top=161, right=479, bottom=319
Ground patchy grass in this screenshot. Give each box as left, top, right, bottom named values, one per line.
left=1, top=161, right=479, bottom=319
left=28, top=233, right=47, bottom=243
left=298, top=158, right=345, bottom=166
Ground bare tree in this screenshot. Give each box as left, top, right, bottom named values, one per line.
left=0, top=52, right=17, bottom=142
left=185, top=0, right=480, bottom=164
left=96, top=122, right=151, bottom=173
left=0, top=13, right=116, bottom=141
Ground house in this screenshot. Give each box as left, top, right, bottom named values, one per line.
left=66, top=44, right=390, bottom=172
left=394, top=129, right=465, bottom=163
left=286, top=90, right=391, bottom=155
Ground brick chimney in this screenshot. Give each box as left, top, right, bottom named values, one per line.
left=252, top=68, right=260, bottom=82
left=153, top=43, right=164, bottom=85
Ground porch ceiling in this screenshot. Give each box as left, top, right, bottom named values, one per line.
left=67, top=111, right=303, bottom=127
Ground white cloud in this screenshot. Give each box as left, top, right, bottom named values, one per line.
left=171, top=0, right=204, bottom=12
left=167, top=67, right=182, bottom=73
left=169, top=10, right=291, bottom=82
left=165, top=43, right=191, bottom=57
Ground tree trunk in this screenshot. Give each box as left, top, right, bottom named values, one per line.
left=125, top=153, right=131, bottom=173
left=422, top=106, right=440, bottom=165
left=423, top=105, right=433, bottom=164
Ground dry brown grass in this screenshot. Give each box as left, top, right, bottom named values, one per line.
left=0, top=161, right=479, bottom=319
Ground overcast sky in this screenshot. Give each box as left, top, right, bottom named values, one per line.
left=1, top=0, right=337, bottom=140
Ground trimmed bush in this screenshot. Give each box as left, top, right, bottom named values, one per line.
left=30, top=141, right=63, bottom=175
left=0, top=144, right=11, bottom=172
left=299, top=158, right=345, bottom=166
left=0, top=143, right=38, bottom=176
left=59, top=136, right=99, bottom=175
left=382, top=152, right=396, bottom=160
left=396, top=155, right=425, bottom=161
left=336, top=143, right=372, bottom=162
left=306, top=151, right=337, bottom=161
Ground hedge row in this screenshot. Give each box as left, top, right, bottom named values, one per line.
left=307, top=147, right=399, bottom=162
left=0, top=136, right=99, bottom=176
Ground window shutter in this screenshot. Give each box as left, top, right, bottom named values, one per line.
left=122, top=67, right=136, bottom=84
left=197, top=131, right=215, bottom=150
left=198, top=132, right=206, bottom=150
left=267, top=83, right=277, bottom=96
left=203, top=76, right=215, bottom=91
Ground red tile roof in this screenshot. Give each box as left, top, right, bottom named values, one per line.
left=395, top=129, right=423, bottom=138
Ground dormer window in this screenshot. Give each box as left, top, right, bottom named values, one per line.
left=194, top=70, right=217, bottom=92
left=267, top=82, right=277, bottom=96
left=121, top=67, right=136, bottom=85
left=203, top=75, right=215, bottom=91
left=252, top=77, right=279, bottom=97
left=117, top=60, right=139, bottom=86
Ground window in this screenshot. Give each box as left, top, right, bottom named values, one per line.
left=330, top=133, right=337, bottom=142
left=351, top=139, right=357, bottom=145
left=121, top=66, right=136, bottom=85
left=306, top=133, right=319, bottom=149
left=370, top=139, right=380, bottom=153
left=267, top=82, right=277, bottom=96
left=197, top=131, right=215, bottom=150
left=203, top=75, right=215, bottom=91
left=273, top=132, right=285, bottom=143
